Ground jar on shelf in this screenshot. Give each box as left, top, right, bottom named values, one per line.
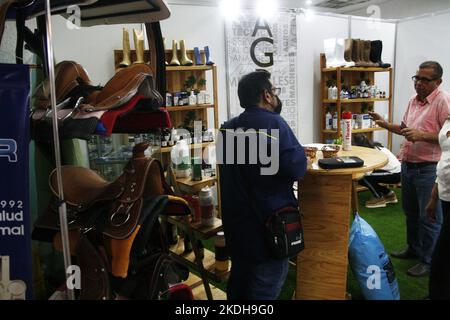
left=214, top=231, right=229, bottom=272
left=199, top=186, right=215, bottom=227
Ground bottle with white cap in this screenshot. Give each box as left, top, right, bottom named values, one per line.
left=199, top=186, right=215, bottom=227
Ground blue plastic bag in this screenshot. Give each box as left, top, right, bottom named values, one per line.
left=348, top=214, right=400, bottom=300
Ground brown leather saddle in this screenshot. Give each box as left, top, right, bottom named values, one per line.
left=33, top=142, right=191, bottom=299
left=33, top=62, right=163, bottom=114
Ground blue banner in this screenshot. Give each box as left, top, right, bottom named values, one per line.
left=0, top=64, right=32, bottom=300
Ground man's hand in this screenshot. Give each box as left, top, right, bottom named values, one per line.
left=401, top=128, right=423, bottom=142
left=368, top=111, right=387, bottom=128
left=426, top=199, right=438, bottom=223
left=368, top=111, right=383, bottom=121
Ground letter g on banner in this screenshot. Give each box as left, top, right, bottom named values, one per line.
left=250, top=38, right=274, bottom=68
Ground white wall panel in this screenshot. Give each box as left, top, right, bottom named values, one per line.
left=393, top=12, right=450, bottom=154
left=297, top=13, right=349, bottom=144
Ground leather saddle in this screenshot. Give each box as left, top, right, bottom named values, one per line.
left=33, top=61, right=163, bottom=114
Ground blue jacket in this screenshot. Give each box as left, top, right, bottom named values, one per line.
left=218, top=106, right=307, bottom=263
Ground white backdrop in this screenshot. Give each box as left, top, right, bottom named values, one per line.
left=0, top=5, right=398, bottom=148
left=393, top=11, right=450, bottom=154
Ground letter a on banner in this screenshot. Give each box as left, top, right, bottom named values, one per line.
left=0, top=64, right=32, bottom=300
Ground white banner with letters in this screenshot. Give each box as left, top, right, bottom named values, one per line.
left=225, top=11, right=298, bottom=136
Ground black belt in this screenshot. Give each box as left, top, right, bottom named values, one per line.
left=404, top=162, right=437, bottom=168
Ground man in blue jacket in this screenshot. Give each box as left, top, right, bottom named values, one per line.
left=218, top=70, right=307, bottom=300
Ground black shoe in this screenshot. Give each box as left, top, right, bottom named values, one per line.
left=391, top=247, right=418, bottom=259
left=407, top=263, right=430, bottom=277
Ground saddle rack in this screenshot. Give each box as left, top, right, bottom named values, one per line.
left=2, top=0, right=172, bottom=300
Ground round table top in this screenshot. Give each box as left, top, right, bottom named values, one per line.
left=304, top=144, right=388, bottom=176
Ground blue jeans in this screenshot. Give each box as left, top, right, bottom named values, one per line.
left=401, top=162, right=443, bottom=265
left=227, top=258, right=289, bottom=300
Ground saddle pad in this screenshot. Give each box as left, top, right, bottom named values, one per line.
left=318, top=156, right=365, bottom=170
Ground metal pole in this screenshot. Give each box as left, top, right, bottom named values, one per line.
left=44, top=0, right=75, bottom=300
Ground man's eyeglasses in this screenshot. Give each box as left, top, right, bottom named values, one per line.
left=412, top=75, right=440, bottom=83
left=271, top=87, right=282, bottom=96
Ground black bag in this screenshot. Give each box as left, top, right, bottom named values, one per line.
left=318, top=156, right=364, bottom=170
left=265, top=207, right=305, bottom=259
left=238, top=166, right=305, bottom=259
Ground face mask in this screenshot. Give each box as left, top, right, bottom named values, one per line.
left=274, top=95, right=283, bottom=114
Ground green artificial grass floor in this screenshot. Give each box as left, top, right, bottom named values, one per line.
left=200, top=188, right=428, bottom=300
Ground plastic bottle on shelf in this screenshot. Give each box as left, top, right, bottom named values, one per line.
left=171, top=139, right=191, bottom=178
left=332, top=112, right=338, bottom=130
left=214, top=231, right=230, bottom=272
left=199, top=186, right=215, bottom=227
left=189, top=91, right=196, bottom=106
left=342, top=111, right=352, bottom=151
left=332, top=85, right=338, bottom=100
left=325, top=111, right=332, bottom=130
left=328, top=86, right=333, bottom=100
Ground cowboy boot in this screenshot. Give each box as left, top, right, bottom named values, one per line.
left=344, top=38, right=355, bottom=67
left=352, top=39, right=364, bottom=67
left=363, top=40, right=378, bottom=67
left=194, top=47, right=203, bottom=65
left=133, top=29, right=145, bottom=64
left=204, top=46, right=214, bottom=65
left=163, top=37, right=168, bottom=66
left=119, top=28, right=131, bottom=68
left=370, top=40, right=391, bottom=68
left=179, top=40, right=193, bottom=66
left=170, top=40, right=180, bottom=66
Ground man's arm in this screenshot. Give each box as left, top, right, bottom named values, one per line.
left=401, top=128, right=439, bottom=144
left=368, top=111, right=402, bottom=135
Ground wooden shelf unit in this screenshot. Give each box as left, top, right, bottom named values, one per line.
left=320, top=53, right=393, bottom=149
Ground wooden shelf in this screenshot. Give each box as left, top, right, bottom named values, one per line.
left=158, top=142, right=213, bottom=154
left=323, top=98, right=390, bottom=103
left=176, top=176, right=217, bottom=193
left=323, top=127, right=386, bottom=134
left=183, top=272, right=227, bottom=300
left=163, top=104, right=215, bottom=112
left=322, top=67, right=392, bottom=73
left=169, top=239, right=230, bottom=283
left=166, top=65, right=214, bottom=71
left=167, top=214, right=223, bottom=240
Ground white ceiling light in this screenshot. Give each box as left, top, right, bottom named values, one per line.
left=221, top=0, right=242, bottom=21
left=256, top=0, right=279, bottom=21
left=306, top=0, right=313, bottom=5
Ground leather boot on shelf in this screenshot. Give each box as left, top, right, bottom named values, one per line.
left=352, top=39, right=365, bottom=67
left=132, top=29, right=145, bottom=64
left=204, top=46, right=214, bottom=65
left=344, top=38, right=356, bottom=67
left=362, top=40, right=378, bottom=67
left=163, top=37, right=168, bottom=65
left=169, top=40, right=180, bottom=66
left=119, top=28, right=131, bottom=68
left=194, top=47, right=203, bottom=65
left=370, top=40, right=391, bottom=68
left=179, top=40, right=193, bottom=66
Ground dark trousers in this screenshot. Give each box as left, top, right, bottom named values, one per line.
left=227, top=258, right=289, bottom=300
left=430, top=200, right=450, bottom=300
left=359, top=171, right=401, bottom=198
